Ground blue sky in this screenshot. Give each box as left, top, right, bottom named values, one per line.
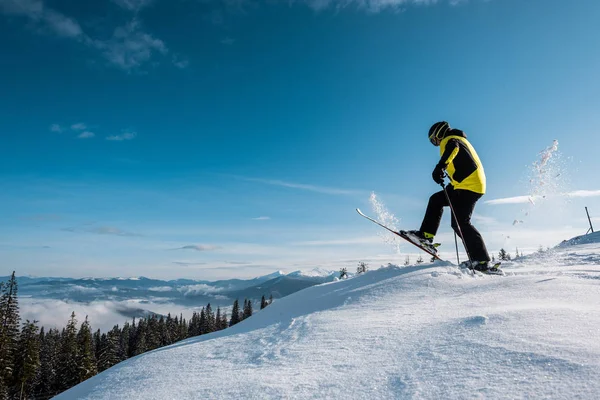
left=1, top=0, right=599, bottom=279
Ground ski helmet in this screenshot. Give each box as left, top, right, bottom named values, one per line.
left=428, top=121, right=450, bottom=146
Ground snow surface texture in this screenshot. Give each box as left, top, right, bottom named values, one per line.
left=58, top=237, right=600, bottom=400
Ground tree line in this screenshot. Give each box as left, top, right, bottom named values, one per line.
left=0, top=272, right=272, bottom=399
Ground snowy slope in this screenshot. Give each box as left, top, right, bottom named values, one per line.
left=57, top=237, right=600, bottom=400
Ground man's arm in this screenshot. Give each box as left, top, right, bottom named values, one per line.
left=438, top=138, right=459, bottom=168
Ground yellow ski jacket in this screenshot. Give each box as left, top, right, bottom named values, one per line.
left=438, top=131, right=486, bottom=195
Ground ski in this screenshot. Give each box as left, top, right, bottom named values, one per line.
left=356, top=208, right=444, bottom=261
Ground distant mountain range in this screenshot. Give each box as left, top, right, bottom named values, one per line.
left=5, top=269, right=342, bottom=313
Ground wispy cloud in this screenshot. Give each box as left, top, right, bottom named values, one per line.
left=486, top=190, right=600, bottom=205
left=77, top=131, right=95, bottom=139
left=0, top=0, right=84, bottom=38
left=93, top=18, right=168, bottom=71
left=19, top=214, right=62, bottom=222
left=472, top=213, right=499, bottom=226
left=252, top=216, right=271, bottom=221
left=0, top=0, right=179, bottom=71
left=241, top=177, right=363, bottom=196
left=174, top=245, right=221, bottom=252
left=292, top=237, right=381, bottom=246
left=221, top=37, right=235, bottom=45
left=62, top=225, right=141, bottom=237
left=566, top=190, right=600, bottom=198
left=177, top=284, right=224, bottom=296
left=172, top=262, right=208, bottom=266
left=303, top=0, right=458, bottom=12
left=148, top=286, right=173, bottom=292
left=485, top=195, right=533, bottom=205
left=111, top=0, right=154, bottom=12
left=106, top=131, right=137, bottom=141
left=172, top=55, right=189, bottom=69
left=71, top=123, right=87, bottom=130
left=50, top=124, right=63, bottom=133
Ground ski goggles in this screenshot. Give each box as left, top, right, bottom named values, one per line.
left=429, top=134, right=441, bottom=146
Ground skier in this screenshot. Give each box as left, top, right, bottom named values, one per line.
left=405, top=121, right=492, bottom=271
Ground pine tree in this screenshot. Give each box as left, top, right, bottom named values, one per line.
left=128, top=319, right=137, bottom=359
left=260, top=296, right=268, bottom=310
left=230, top=300, right=241, bottom=326
left=98, top=329, right=120, bottom=372
left=14, top=320, right=41, bottom=399
left=416, top=255, right=424, bottom=264
left=158, top=316, right=170, bottom=347
left=498, top=248, right=508, bottom=261
left=146, top=316, right=160, bottom=351
left=243, top=299, right=253, bottom=320
left=404, top=256, right=410, bottom=266
left=179, top=316, right=188, bottom=340
left=198, top=309, right=207, bottom=335
left=269, top=294, right=273, bottom=305
left=132, top=319, right=147, bottom=356
left=0, top=272, right=20, bottom=388
left=205, top=304, right=215, bottom=333
left=35, top=327, right=60, bottom=399
left=119, top=322, right=131, bottom=361
left=167, top=314, right=179, bottom=344
left=57, top=312, right=79, bottom=392
left=356, top=261, right=368, bottom=274
left=0, top=377, right=7, bottom=400
left=339, top=268, right=348, bottom=280
left=77, top=316, right=97, bottom=382
left=220, top=312, right=228, bottom=331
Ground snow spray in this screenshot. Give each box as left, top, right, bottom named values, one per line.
left=368, top=192, right=401, bottom=253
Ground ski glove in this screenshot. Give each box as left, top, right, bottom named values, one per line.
left=432, top=163, right=445, bottom=185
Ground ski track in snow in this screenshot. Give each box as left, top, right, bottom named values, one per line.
left=57, top=239, right=600, bottom=400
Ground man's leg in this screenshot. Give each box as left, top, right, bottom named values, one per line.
left=450, top=190, right=491, bottom=262
left=419, top=189, right=449, bottom=237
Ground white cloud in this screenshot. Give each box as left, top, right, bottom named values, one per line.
left=221, top=37, right=235, bottom=45
left=292, top=237, right=381, bottom=246
left=78, top=131, right=95, bottom=139
left=176, top=245, right=221, bottom=252
left=62, top=224, right=140, bottom=237
left=112, top=0, right=154, bottom=12
left=486, top=190, right=600, bottom=205
left=472, top=213, right=499, bottom=226
left=303, top=0, right=453, bottom=13
left=252, top=216, right=271, bottom=221
left=566, top=190, right=600, bottom=198
left=0, top=0, right=85, bottom=38
left=172, top=262, right=208, bottom=266
left=242, top=177, right=363, bottom=196
left=177, top=284, right=224, bottom=296
left=50, top=124, right=63, bottom=133
left=71, top=122, right=87, bottom=130
left=106, top=131, right=137, bottom=141
left=148, top=286, right=173, bottom=292
left=172, top=55, right=189, bottom=69
left=93, top=19, right=168, bottom=71
left=0, top=0, right=177, bottom=71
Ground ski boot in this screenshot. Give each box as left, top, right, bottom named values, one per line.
left=459, top=260, right=503, bottom=275
left=403, top=230, right=439, bottom=254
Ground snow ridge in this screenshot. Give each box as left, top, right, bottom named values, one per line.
left=57, top=238, right=600, bottom=400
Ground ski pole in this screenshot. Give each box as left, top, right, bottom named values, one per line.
left=440, top=178, right=473, bottom=263
left=454, top=232, right=460, bottom=265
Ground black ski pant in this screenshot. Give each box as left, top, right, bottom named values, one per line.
left=419, top=186, right=491, bottom=262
